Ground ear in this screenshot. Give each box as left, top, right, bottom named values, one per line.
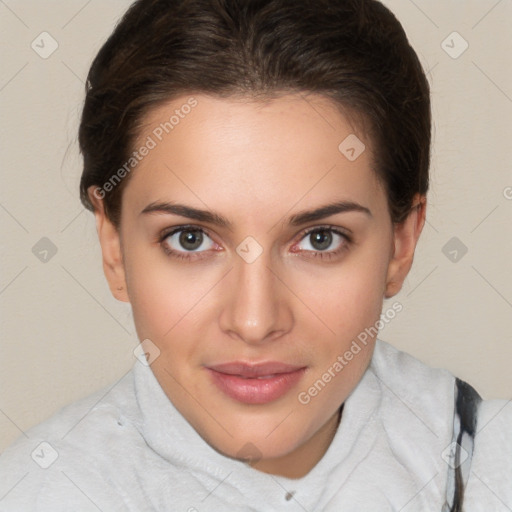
left=87, top=186, right=129, bottom=303
left=384, top=194, right=427, bottom=298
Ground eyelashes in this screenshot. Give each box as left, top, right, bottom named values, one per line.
left=158, top=224, right=352, bottom=262
left=292, top=227, right=350, bottom=260
left=159, top=226, right=217, bottom=261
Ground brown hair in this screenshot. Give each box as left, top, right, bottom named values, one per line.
left=79, top=0, right=431, bottom=226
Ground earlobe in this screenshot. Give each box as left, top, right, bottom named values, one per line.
left=87, top=186, right=130, bottom=303
left=384, top=194, right=426, bottom=298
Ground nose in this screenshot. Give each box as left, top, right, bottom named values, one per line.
left=218, top=251, right=293, bottom=345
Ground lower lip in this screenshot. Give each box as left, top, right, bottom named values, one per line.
left=206, top=368, right=306, bottom=404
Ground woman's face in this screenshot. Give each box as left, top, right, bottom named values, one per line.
left=91, top=93, right=423, bottom=475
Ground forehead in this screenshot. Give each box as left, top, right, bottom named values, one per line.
left=123, top=93, right=384, bottom=221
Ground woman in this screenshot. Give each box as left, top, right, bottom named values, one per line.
left=1, top=0, right=510, bottom=510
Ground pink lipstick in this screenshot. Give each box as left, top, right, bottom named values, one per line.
left=206, top=361, right=306, bottom=404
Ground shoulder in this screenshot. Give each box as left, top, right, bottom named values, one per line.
left=370, top=340, right=512, bottom=509
left=361, top=340, right=456, bottom=505
left=0, top=369, right=140, bottom=511
left=464, top=398, right=512, bottom=509
left=371, top=338, right=457, bottom=412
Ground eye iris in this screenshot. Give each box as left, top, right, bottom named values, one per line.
left=179, top=230, right=203, bottom=251
left=310, top=230, right=332, bottom=251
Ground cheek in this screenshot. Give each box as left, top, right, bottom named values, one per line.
left=124, top=244, right=223, bottom=349
left=295, top=262, right=386, bottom=409
left=291, top=240, right=390, bottom=403
left=123, top=245, right=185, bottom=339
left=296, top=248, right=389, bottom=337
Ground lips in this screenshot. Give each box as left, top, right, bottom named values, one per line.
left=205, top=361, right=307, bottom=404
left=207, top=361, right=305, bottom=378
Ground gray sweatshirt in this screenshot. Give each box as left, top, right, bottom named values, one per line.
left=0, top=339, right=510, bottom=511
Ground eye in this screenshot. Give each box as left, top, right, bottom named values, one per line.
left=293, top=226, right=350, bottom=259
left=161, top=226, right=216, bottom=258
left=159, top=225, right=350, bottom=262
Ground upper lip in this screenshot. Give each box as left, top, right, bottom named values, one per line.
left=206, top=362, right=305, bottom=378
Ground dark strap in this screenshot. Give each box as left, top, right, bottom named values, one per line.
left=442, top=378, right=482, bottom=511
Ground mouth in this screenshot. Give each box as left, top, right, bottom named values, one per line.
left=205, top=361, right=307, bottom=404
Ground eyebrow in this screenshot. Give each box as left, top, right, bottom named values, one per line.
left=140, top=200, right=372, bottom=229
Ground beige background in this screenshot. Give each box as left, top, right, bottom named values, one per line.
left=1, top=0, right=511, bottom=452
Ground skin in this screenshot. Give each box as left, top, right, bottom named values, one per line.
left=88, top=92, right=426, bottom=479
